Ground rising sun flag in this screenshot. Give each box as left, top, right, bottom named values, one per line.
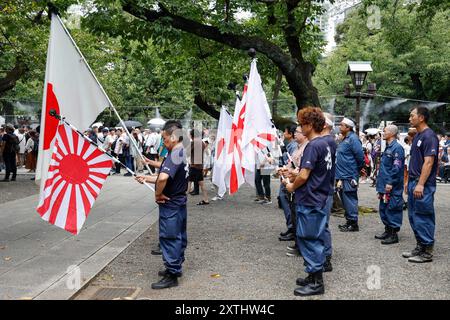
left=37, top=123, right=113, bottom=234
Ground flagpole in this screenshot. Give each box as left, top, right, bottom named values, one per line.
left=53, top=14, right=155, bottom=175
left=49, top=109, right=155, bottom=192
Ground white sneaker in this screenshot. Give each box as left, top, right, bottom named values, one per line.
left=211, top=196, right=223, bottom=201
left=262, top=199, right=272, bottom=205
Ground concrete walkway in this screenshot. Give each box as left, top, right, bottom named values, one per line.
left=75, top=181, right=450, bottom=300
left=0, top=175, right=158, bottom=300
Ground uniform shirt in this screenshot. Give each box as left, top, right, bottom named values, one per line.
left=281, top=140, right=298, bottom=166
left=376, top=139, right=405, bottom=195
left=409, top=127, right=439, bottom=186
left=159, top=146, right=189, bottom=207
left=1, top=132, right=17, bottom=155
left=335, top=131, right=364, bottom=180
left=321, top=134, right=337, bottom=195
left=295, top=137, right=332, bottom=207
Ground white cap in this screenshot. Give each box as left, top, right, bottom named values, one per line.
left=325, top=118, right=334, bottom=127
left=342, top=117, right=355, bottom=128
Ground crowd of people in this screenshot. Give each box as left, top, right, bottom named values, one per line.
left=1, top=105, right=447, bottom=296
left=0, top=124, right=40, bottom=181
left=131, top=105, right=443, bottom=297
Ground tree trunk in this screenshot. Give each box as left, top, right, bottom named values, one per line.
left=0, top=59, right=28, bottom=97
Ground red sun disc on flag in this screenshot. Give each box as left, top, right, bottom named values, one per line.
left=37, top=123, right=113, bottom=234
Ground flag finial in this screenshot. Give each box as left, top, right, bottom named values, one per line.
left=248, top=48, right=256, bottom=58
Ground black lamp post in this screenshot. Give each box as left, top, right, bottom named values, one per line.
left=344, top=61, right=376, bottom=135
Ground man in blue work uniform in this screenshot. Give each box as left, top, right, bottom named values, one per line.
left=278, top=124, right=298, bottom=241
left=320, top=113, right=337, bottom=271
left=136, top=120, right=189, bottom=288
left=285, top=107, right=332, bottom=296
left=335, top=118, right=364, bottom=232
left=403, top=106, right=439, bottom=263
left=375, top=125, right=404, bottom=245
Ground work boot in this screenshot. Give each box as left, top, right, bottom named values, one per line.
left=408, top=245, right=433, bottom=263
left=151, top=273, right=178, bottom=289
left=294, top=271, right=325, bottom=296
left=296, top=273, right=314, bottom=286
left=339, top=221, right=359, bottom=232
left=280, top=229, right=295, bottom=237
left=338, top=220, right=350, bottom=229
left=323, top=256, right=333, bottom=272
left=402, top=243, right=421, bottom=258
left=381, top=228, right=399, bottom=245
left=158, top=268, right=182, bottom=277
left=375, top=226, right=389, bottom=240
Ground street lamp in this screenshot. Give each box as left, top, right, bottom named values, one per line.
left=344, top=61, right=376, bottom=135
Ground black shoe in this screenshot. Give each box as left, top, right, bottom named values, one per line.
left=189, top=192, right=199, bottom=195
left=158, top=269, right=182, bottom=277
left=408, top=245, right=433, bottom=263
left=151, top=247, right=162, bottom=255
left=279, top=233, right=295, bottom=241
left=124, top=172, right=132, bottom=176
left=375, top=226, right=389, bottom=240
left=323, top=256, right=333, bottom=272
left=151, top=273, right=178, bottom=289
left=294, top=271, right=325, bottom=296
left=10, top=177, right=16, bottom=181
left=381, top=229, right=399, bottom=245
left=339, top=222, right=359, bottom=232
left=280, top=229, right=295, bottom=237
left=402, top=243, right=421, bottom=258
left=296, top=273, right=314, bottom=286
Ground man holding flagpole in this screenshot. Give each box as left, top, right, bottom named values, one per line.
left=136, top=120, right=189, bottom=289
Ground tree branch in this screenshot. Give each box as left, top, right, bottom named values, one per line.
left=193, top=93, right=220, bottom=119
left=0, top=59, right=28, bottom=97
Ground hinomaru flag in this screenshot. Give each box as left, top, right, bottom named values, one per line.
left=36, top=14, right=110, bottom=193
left=240, top=59, right=277, bottom=178
left=212, top=106, right=233, bottom=197
left=37, top=123, right=113, bottom=234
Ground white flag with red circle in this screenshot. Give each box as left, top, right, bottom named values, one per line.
left=36, top=123, right=113, bottom=234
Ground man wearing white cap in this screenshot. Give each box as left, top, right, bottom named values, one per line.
left=335, top=117, right=364, bottom=232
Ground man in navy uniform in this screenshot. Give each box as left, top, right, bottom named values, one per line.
left=285, top=107, right=332, bottom=296
left=375, top=125, right=404, bottom=244
left=320, top=113, right=337, bottom=271
left=403, top=106, right=439, bottom=263
left=335, top=118, right=364, bottom=232
left=136, top=120, right=189, bottom=288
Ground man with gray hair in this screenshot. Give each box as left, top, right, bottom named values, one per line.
left=375, top=124, right=405, bottom=244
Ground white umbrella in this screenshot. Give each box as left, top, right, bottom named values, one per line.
left=147, top=118, right=165, bottom=126
left=0, top=116, right=5, bottom=126
left=365, top=128, right=380, bottom=135
left=91, top=122, right=103, bottom=128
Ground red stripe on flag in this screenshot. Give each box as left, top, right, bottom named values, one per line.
left=229, top=163, right=238, bottom=194
left=43, top=83, right=61, bottom=150
left=88, top=160, right=113, bottom=169
left=48, top=182, right=69, bottom=224
left=79, top=185, right=92, bottom=218
left=216, top=138, right=225, bottom=160
left=84, top=148, right=103, bottom=163
left=89, top=172, right=109, bottom=180
left=37, top=176, right=65, bottom=217
left=64, top=185, right=78, bottom=234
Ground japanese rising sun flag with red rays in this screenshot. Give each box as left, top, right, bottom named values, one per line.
left=36, top=14, right=110, bottom=192
left=37, top=123, right=113, bottom=234
left=212, top=106, right=233, bottom=197
left=241, top=59, right=277, bottom=178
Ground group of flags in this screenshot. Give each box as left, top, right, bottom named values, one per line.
left=212, top=60, right=277, bottom=197
left=35, top=14, right=278, bottom=235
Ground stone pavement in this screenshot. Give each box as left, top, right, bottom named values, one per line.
left=0, top=175, right=158, bottom=300
left=75, top=180, right=450, bottom=300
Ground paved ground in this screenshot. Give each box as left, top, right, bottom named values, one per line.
left=75, top=179, right=450, bottom=300
left=0, top=173, right=158, bottom=300
left=0, top=169, right=38, bottom=204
